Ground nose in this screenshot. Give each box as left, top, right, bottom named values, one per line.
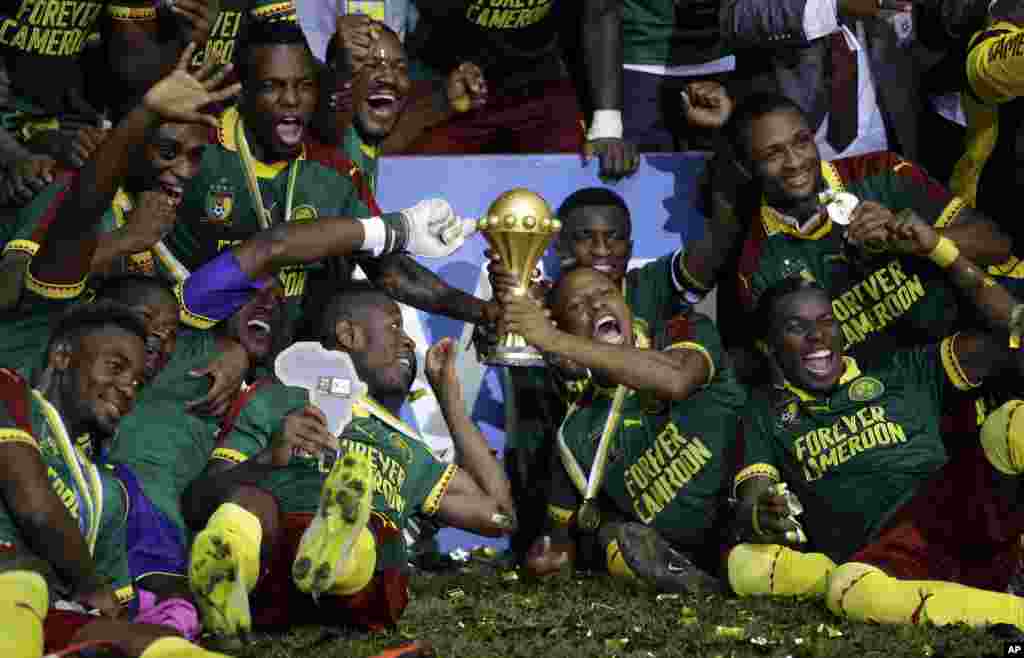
left=782, top=145, right=802, bottom=169
left=117, top=374, right=139, bottom=404
left=173, top=155, right=198, bottom=181
left=591, top=234, right=611, bottom=256
left=400, top=331, right=415, bottom=352
left=281, top=83, right=299, bottom=108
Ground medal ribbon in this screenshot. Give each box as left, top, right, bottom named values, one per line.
left=234, top=114, right=301, bottom=229
left=356, top=395, right=422, bottom=442
left=557, top=384, right=628, bottom=508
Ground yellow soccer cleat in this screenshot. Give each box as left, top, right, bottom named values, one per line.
left=188, top=524, right=253, bottom=644
left=0, top=570, right=47, bottom=658
left=292, top=449, right=374, bottom=596
left=139, top=636, right=234, bottom=658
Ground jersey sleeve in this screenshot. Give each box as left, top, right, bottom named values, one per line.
left=106, top=3, right=158, bottom=23
left=405, top=440, right=458, bottom=518
left=0, top=368, right=38, bottom=451
left=890, top=337, right=976, bottom=411
left=967, top=22, right=1024, bottom=104
left=662, top=312, right=720, bottom=388
left=1, top=175, right=75, bottom=259
left=212, top=384, right=309, bottom=465
left=176, top=250, right=275, bottom=330
left=733, top=398, right=783, bottom=498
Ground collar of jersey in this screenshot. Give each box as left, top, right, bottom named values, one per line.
left=111, top=188, right=134, bottom=227
left=590, top=320, right=652, bottom=398
left=219, top=105, right=305, bottom=178
left=760, top=161, right=844, bottom=241
left=346, top=124, right=379, bottom=161
left=778, top=355, right=862, bottom=402
left=353, top=394, right=420, bottom=440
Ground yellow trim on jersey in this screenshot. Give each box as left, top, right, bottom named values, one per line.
left=114, top=585, right=135, bottom=605
left=25, top=271, right=85, bottom=300
left=212, top=447, right=249, bottom=464
left=360, top=142, right=379, bottom=160
left=353, top=396, right=421, bottom=441
left=820, top=161, right=845, bottom=192
left=666, top=341, right=715, bottom=387
left=940, top=334, right=981, bottom=391
left=153, top=241, right=191, bottom=284
left=174, top=281, right=218, bottom=330
left=0, top=429, right=38, bottom=450
left=760, top=161, right=842, bottom=241
left=733, top=463, right=780, bottom=498
left=422, top=463, right=457, bottom=516
left=988, top=255, right=1024, bottom=279
left=108, top=5, right=157, bottom=21
left=934, top=196, right=968, bottom=229
left=111, top=189, right=155, bottom=275
left=250, top=1, right=296, bottom=21
left=781, top=357, right=862, bottom=402
left=2, top=240, right=39, bottom=257
left=218, top=106, right=306, bottom=178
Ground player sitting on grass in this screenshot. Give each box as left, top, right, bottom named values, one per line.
left=0, top=304, right=230, bottom=658
left=503, top=267, right=745, bottom=591
left=180, top=283, right=516, bottom=646
left=728, top=209, right=1024, bottom=632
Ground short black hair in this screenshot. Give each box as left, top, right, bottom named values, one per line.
left=233, top=19, right=313, bottom=85
left=754, top=275, right=828, bottom=339
left=92, top=274, right=176, bottom=308
left=556, top=187, right=632, bottom=255
left=724, top=93, right=808, bottom=162
left=44, top=300, right=148, bottom=365
left=317, top=281, right=392, bottom=348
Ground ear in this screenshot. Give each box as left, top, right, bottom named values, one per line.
left=48, top=341, right=72, bottom=372
left=334, top=319, right=365, bottom=353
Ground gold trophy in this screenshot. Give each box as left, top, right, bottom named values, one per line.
left=478, top=189, right=561, bottom=367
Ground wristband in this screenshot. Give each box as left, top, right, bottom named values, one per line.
left=380, top=212, right=409, bottom=254
left=587, top=109, right=623, bottom=141
left=357, top=217, right=387, bottom=257
left=928, top=236, right=960, bottom=268
left=1011, top=304, right=1024, bottom=349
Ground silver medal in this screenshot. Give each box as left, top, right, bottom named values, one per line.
left=820, top=191, right=859, bottom=226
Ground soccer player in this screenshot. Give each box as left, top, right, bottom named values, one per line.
left=0, top=305, right=229, bottom=658
left=179, top=283, right=515, bottom=643
left=487, top=187, right=716, bottom=555
left=729, top=93, right=1013, bottom=359
left=156, top=20, right=483, bottom=340
left=501, top=267, right=744, bottom=589
left=727, top=210, right=1024, bottom=632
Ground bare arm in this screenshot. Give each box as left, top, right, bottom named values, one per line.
left=938, top=207, right=1012, bottom=267
left=582, top=0, right=622, bottom=113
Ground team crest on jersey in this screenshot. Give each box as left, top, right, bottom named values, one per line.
left=849, top=377, right=884, bottom=402
left=776, top=400, right=800, bottom=431
left=204, top=180, right=234, bottom=225
left=389, top=433, right=413, bottom=465
left=290, top=205, right=318, bottom=224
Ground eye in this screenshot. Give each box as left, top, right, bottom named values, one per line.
left=158, top=143, right=178, bottom=160
left=108, top=360, right=124, bottom=374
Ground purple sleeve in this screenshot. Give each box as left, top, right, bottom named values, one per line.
left=177, top=250, right=273, bottom=329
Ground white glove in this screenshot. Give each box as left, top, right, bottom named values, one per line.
left=401, top=199, right=478, bottom=258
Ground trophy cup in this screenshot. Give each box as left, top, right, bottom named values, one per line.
left=478, top=189, right=561, bottom=367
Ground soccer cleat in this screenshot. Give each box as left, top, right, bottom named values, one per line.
left=607, top=522, right=720, bottom=593
left=135, top=636, right=233, bottom=658
left=292, top=449, right=374, bottom=596
left=0, top=570, right=47, bottom=658
left=188, top=526, right=252, bottom=645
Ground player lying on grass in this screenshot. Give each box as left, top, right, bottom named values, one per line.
left=0, top=304, right=230, bottom=658
left=728, top=209, right=1024, bottom=632
left=180, top=283, right=516, bottom=646
left=500, top=266, right=745, bottom=591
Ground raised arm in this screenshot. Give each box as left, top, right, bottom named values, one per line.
left=426, top=338, right=516, bottom=537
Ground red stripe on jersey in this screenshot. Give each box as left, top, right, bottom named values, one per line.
left=27, top=170, right=79, bottom=246
left=0, top=368, right=33, bottom=435
left=305, top=140, right=382, bottom=215
left=735, top=215, right=770, bottom=312
left=665, top=314, right=693, bottom=343
left=830, top=151, right=950, bottom=206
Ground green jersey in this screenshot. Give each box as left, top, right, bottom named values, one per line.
left=506, top=252, right=687, bottom=453
left=155, top=106, right=371, bottom=331
left=341, top=124, right=379, bottom=196
left=736, top=153, right=969, bottom=358
left=623, top=0, right=728, bottom=66
left=738, top=337, right=977, bottom=562
left=2, top=174, right=155, bottom=276
left=341, top=398, right=457, bottom=570
left=192, top=0, right=296, bottom=68
left=557, top=313, right=745, bottom=547
left=0, top=369, right=134, bottom=604
left=211, top=382, right=316, bottom=514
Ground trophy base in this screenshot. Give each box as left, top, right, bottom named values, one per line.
left=483, top=345, right=546, bottom=368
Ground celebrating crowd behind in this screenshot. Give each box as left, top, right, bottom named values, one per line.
left=2, top=0, right=1024, bottom=656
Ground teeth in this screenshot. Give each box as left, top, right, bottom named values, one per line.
left=369, top=94, right=396, bottom=102
left=806, top=350, right=832, bottom=359
left=593, top=264, right=613, bottom=272
left=248, top=320, right=271, bottom=333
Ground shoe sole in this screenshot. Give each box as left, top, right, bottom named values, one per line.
left=188, top=527, right=251, bottom=642
left=292, top=450, right=373, bottom=595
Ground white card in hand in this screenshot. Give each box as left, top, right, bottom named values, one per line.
left=274, top=342, right=368, bottom=437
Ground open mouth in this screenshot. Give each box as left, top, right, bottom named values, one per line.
left=593, top=314, right=624, bottom=345
left=160, top=182, right=184, bottom=207
left=803, top=349, right=838, bottom=377
left=397, top=354, right=415, bottom=377
left=275, top=115, right=305, bottom=147
left=784, top=170, right=813, bottom=189
left=247, top=319, right=272, bottom=339
left=366, top=88, right=401, bottom=119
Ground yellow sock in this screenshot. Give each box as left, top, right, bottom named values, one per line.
left=827, top=562, right=1024, bottom=629
left=728, top=544, right=835, bottom=598
left=139, top=636, right=231, bottom=658
left=206, top=503, right=262, bottom=590
left=606, top=539, right=638, bottom=581
left=329, top=527, right=377, bottom=596
left=0, top=571, right=48, bottom=658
